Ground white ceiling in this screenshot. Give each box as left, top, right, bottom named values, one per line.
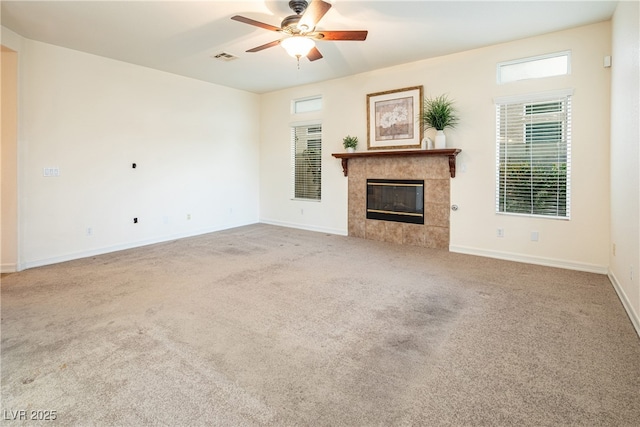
left=1, top=1, right=617, bottom=94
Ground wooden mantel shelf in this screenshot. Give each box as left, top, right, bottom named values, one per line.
left=332, top=148, right=462, bottom=178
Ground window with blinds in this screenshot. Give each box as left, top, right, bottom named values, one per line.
left=292, top=124, right=322, bottom=200
left=496, top=91, right=572, bottom=218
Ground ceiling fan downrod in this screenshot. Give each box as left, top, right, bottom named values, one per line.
left=289, top=1, right=309, bottom=15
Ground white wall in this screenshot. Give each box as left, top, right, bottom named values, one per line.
left=609, top=1, right=640, bottom=334
left=6, top=32, right=260, bottom=269
left=1, top=45, right=19, bottom=272
left=260, top=21, right=611, bottom=273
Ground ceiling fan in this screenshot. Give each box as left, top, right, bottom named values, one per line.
left=231, top=0, right=368, bottom=62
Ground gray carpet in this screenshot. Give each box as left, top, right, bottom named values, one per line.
left=2, top=224, right=639, bottom=426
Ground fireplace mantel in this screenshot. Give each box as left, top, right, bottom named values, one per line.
left=332, top=148, right=461, bottom=178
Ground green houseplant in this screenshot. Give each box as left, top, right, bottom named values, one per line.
left=343, top=135, right=358, bottom=152
left=420, top=94, right=459, bottom=149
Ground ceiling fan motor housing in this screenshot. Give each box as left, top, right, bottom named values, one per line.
left=283, top=0, right=308, bottom=33
left=281, top=14, right=303, bottom=32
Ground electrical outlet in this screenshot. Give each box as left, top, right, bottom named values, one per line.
left=133, top=217, right=138, bottom=224
left=43, top=167, right=60, bottom=177
left=496, top=228, right=504, bottom=238
left=86, top=227, right=93, bottom=236
left=186, top=214, right=191, bottom=220
left=531, top=231, right=539, bottom=242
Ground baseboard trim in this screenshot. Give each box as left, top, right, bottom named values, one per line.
left=449, top=245, right=608, bottom=274
left=607, top=270, right=640, bottom=338
left=20, top=221, right=257, bottom=271
left=1, top=262, right=18, bottom=273
left=259, top=219, right=347, bottom=236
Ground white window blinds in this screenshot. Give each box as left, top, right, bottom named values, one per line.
left=292, top=124, right=322, bottom=200
left=496, top=91, right=572, bottom=218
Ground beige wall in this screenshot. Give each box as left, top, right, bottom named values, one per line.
left=1, top=45, right=18, bottom=272
left=609, top=0, right=640, bottom=334
left=260, top=21, right=611, bottom=273
left=6, top=31, right=261, bottom=269
left=449, top=22, right=611, bottom=273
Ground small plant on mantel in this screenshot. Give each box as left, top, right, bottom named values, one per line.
left=343, top=135, right=358, bottom=152
left=420, top=94, right=459, bottom=149
left=420, top=94, right=459, bottom=131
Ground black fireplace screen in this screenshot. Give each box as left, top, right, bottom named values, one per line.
left=366, top=179, right=425, bottom=224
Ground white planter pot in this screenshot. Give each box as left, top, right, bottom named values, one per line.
left=435, top=130, right=446, bottom=149
left=346, top=147, right=355, bottom=153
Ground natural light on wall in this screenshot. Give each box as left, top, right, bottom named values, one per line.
left=497, top=51, right=571, bottom=84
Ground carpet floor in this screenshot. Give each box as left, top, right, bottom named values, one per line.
left=1, top=224, right=639, bottom=426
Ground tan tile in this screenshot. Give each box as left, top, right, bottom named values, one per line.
left=401, top=157, right=422, bottom=178
left=402, top=223, right=426, bottom=247
left=424, top=179, right=450, bottom=204
left=348, top=159, right=364, bottom=179
left=365, top=219, right=386, bottom=242
left=423, top=157, right=450, bottom=179
left=425, top=203, right=450, bottom=227
left=349, top=217, right=365, bottom=238
left=425, top=226, right=449, bottom=249
left=385, top=221, right=403, bottom=245
left=386, top=161, right=404, bottom=179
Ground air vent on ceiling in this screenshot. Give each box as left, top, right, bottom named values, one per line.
left=212, top=52, right=238, bottom=62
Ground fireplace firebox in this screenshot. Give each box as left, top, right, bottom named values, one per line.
left=366, top=179, right=425, bottom=224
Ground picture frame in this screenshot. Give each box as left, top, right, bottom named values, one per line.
left=367, top=86, right=423, bottom=150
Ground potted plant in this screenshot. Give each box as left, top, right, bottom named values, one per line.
left=343, top=135, right=358, bottom=153
left=419, top=94, right=459, bottom=149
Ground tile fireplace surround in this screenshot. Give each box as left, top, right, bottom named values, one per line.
left=332, top=149, right=460, bottom=249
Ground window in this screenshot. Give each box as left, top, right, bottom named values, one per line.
left=497, top=51, right=570, bottom=84
left=292, top=123, right=322, bottom=200
left=292, top=96, right=322, bottom=114
left=496, top=90, right=572, bottom=218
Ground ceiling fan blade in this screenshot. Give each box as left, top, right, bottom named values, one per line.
left=246, top=39, right=282, bottom=53
left=231, top=15, right=281, bottom=32
left=316, top=30, right=368, bottom=41
left=298, top=0, right=332, bottom=31
left=306, top=46, right=323, bottom=62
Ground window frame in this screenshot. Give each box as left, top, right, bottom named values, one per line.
left=495, top=89, right=573, bottom=219
left=497, top=51, right=571, bottom=84
left=291, top=121, right=322, bottom=201
left=291, top=95, right=323, bottom=114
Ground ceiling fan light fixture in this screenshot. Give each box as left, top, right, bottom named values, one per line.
left=281, top=36, right=315, bottom=58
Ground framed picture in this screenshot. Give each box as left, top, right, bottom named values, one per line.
left=367, top=86, right=423, bottom=150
